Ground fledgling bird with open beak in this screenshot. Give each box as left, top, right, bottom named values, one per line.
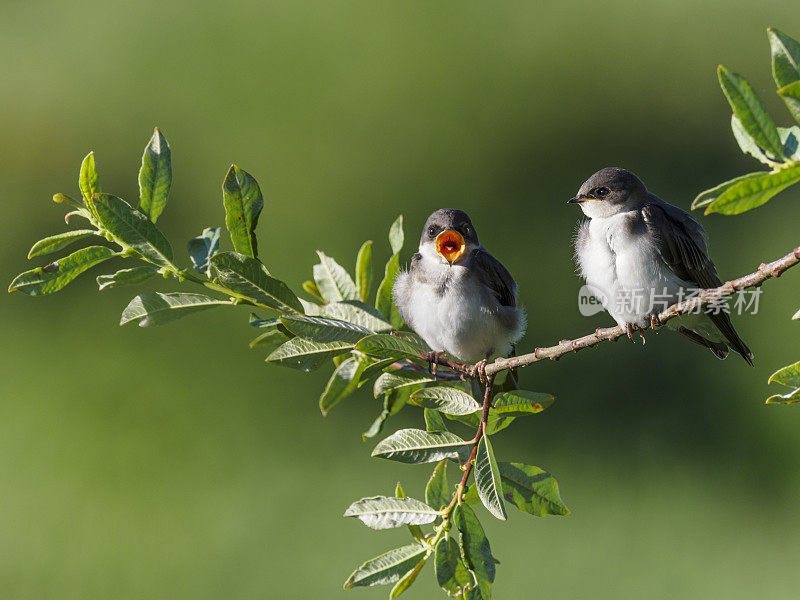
left=393, top=209, right=526, bottom=377
left=569, top=167, right=753, bottom=364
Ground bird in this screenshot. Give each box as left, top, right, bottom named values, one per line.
left=393, top=209, right=526, bottom=378
left=568, top=167, right=753, bottom=365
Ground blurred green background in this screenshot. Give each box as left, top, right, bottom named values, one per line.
left=3, top=1, right=800, bottom=598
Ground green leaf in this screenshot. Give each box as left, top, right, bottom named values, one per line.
left=389, top=558, right=426, bottom=599
left=766, top=389, right=800, bottom=404
left=248, top=318, right=291, bottom=341
left=266, top=337, right=352, bottom=372
left=394, top=331, right=432, bottom=353
left=319, top=300, right=393, bottom=333
left=704, top=165, right=800, bottom=215
left=138, top=127, right=172, bottom=222
left=319, top=356, right=368, bottom=415
left=89, top=194, right=175, bottom=268
left=387, top=387, right=411, bottom=416
left=768, top=360, right=800, bottom=388
left=372, top=428, right=469, bottom=464
left=79, top=152, right=101, bottom=203
left=302, top=279, right=324, bottom=303
left=356, top=334, right=425, bottom=363
left=96, top=266, right=159, bottom=291
left=691, top=172, right=768, bottom=210
left=435, top=537, right=473, bottom=597
left=410, top=387, right=481, bottom=416
left=249, top=325, right=292, bottom=353
left=475, top=433, right=507, bottom=520
left=250, top=312, right=277, bottom=327
left=491, top=390, right=554, bottom=417
left=497, top=462, right=570, bottom=517
left=343, top=496, right=438, bottom=530
left=778, top=80, right=800, bottom=126
left=374, top=370, right=436, bottom=398
left=424, top=408, right=448, bottom=432
left=120, top=292, right=231, bottom=326
left=343, top=543, right=427, bottom=589
left=355, top=240, right=374, bottom=302
left=280, top=315, right=372, bottom=344
left=376, top=253, right=403, bottom=329
left=313, top=251, right=359, bottom=302
left=27, top=229, right=96, bottom=259
left=485, top=413, right=514, bottom=435
left=222, top=164, right=263, bottom=258
left=453, top=504, right=495, bottom=585
left=363, top=387, right=412, bottom=440
left=187, top=227, right=221, bottom=274
left=717, top=65, right=783, bottom=159
left=731, top=115, right=776, bottom=165
left=9, top=246, right=116, bottom=296
left=445, top=409, right=514, bottom=436
left=53, top=192, right=84, bottom=210
left=358, top=358, right=398, bottom=387
left=64, top=210, right=90, bottom=225
left=363, top=410, right=390, bottom=440
left=425, top=460, right=450, bottom=511
left=766, top=360, right=800, bottom=404
left=768, top=27, right=800, bottom=89
left=389, top=215, right=404, bottom=255
left=299, top=299, right=321, bottom=315
left=209, top=252, right=303, bottom=313
left=395, top=481, right=408, bottom=498
left=462, top=484, right=481, bottom=507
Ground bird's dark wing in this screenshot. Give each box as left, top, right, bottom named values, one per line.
left=640, top=197, right=721, bottom=288
left=471, top=249, right=517, bottom=308
left=641, top=197, right=753, bottom=365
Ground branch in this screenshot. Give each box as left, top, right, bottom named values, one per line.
left=433, top=374, right=496, bottom=531
left=428, top=245, right=800, bottom=378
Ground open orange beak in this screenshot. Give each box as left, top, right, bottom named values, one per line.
left=435, top=229, right=465, bottom=264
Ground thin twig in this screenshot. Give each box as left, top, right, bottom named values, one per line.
left=424, top=245, right=800, bottom=379
left=440, top=374, right=496, bottom=519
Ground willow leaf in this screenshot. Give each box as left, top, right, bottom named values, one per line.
left=9, top=246, right=116, bottom=296
left=475, top=433, right=507, bottom=520
left=222, top=164, right=263, bottom=258
left=138, top=127, right=172, bottom=222
left=343, top=496, right=438, bottom=530
left=343, top=544, right=428, bottom=589
left=120, top=292, right=231, bottom=327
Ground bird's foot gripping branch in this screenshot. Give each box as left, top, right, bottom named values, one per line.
left=8, top=26, right=800, bottom=599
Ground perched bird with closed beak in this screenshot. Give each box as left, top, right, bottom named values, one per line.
left=393, top=209, right=526, bottom=377
left=569, top=167, right=753, bottom=364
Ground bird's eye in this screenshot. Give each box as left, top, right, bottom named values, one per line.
left=464, top=226, right=472, bottom=235
left=597, top=187, right=609, bottom=197
left=428, top=226, right=436, bottom=237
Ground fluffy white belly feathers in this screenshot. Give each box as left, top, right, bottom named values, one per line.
left=394, top=264, right=523, bottom=363
left=576, top=214, right=687, bottom=329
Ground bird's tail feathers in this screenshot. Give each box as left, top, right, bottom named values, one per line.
left=675, top=326, right=730, bottom=361
left=707, top=312, right=755, bottom=366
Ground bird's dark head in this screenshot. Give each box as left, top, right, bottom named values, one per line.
left=420, top=208, right=479, bottom=265
left=568, top=167, right=648, bottom=218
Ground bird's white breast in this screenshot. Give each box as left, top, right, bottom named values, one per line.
left=394, top=260, right=519, bottom=363
left=577, top=213, right=687, bottom=328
